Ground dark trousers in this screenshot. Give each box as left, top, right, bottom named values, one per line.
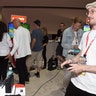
left=42, top=47, right=47, bottom=67
left=56, top=44, right=63, bottom=56
left=65, top=81, right=96, bottom=96
left=16, top=57, right=29, bottom=85
left=0, top=56, right=8, bottom=80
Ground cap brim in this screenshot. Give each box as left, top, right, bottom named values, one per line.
left=86, top=2, right=96, bottom=9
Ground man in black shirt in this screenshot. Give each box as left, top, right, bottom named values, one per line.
left=56, top=22, right=65, bottom=62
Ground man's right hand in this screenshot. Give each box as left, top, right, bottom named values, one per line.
left=5, top=54, right=12, bottom=60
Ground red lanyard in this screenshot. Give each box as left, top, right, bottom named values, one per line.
left=86, top=32, right=90, bottom=46
left=84, top=32, right=95, bottom=57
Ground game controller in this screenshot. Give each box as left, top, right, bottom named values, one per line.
left=64, top=64, right=71, bottom=68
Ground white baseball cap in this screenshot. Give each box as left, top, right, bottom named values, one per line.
left=86, top=1, right=96, bottom=9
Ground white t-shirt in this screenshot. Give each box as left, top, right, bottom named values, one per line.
left=10, top=26, right=31, bottom=59
left=0, top=33, right=12, bottom=56
left=71, top=30, right=96, bottom=95
left=72, top=31, right=78, bottom=45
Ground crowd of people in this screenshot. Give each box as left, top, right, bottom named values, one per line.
left=0, top=1, right=96, bottom=96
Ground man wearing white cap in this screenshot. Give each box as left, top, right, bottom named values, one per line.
left=61, top=1, right=96, bottom=96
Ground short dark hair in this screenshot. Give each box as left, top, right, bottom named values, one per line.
left=60, top=22, right=65, bottom=26
left=33, top=19, right=41, bottom=27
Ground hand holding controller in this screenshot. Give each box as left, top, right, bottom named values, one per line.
left=61, top=59, right=72, bottom=69
left=62, top=59, right=77, bottom=69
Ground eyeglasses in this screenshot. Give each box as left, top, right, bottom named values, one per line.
left=86, top=10, right=96, bottom=15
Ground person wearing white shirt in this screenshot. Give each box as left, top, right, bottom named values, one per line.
left=61, top=1, right=96, bottom=96
left=0, top=21, right=12, bottom=80
left=6, top=19, right=31, bottom=85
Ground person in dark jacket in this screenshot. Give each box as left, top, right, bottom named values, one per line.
left=56, top=23, right=65, bottom=62
left=41, top=27, right=49, bottom=69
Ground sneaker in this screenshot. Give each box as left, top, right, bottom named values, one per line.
left=34, top=72, right=40, bottom=78
left=25, top=78, right=29, bottom=83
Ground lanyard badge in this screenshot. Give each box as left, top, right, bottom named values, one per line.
left=79, top=56, right=87, bottom=76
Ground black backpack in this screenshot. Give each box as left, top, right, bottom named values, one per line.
left=47, top=56, right=58, bottom=71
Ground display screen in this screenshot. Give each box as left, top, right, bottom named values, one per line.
left=83, top=24, right=90, bottom=32
left=8, top=22, right=14, bottom=38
